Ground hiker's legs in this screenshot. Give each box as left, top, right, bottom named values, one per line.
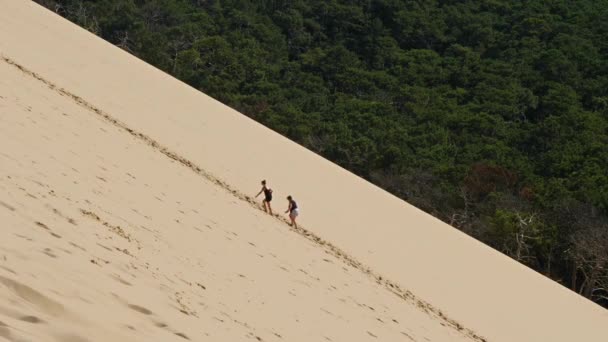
left=262, top=200, right=273, bottom=215
left=290, top=213, right=297, bottom=228
left=261, top=200, right=267, bottom=212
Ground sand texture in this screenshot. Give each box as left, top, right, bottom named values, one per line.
left=0, top=1, right=607, bottom=341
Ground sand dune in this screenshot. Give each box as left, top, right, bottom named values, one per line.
left=0, top=51, right=476, bottom=342
left=0, top=1, right=607, bottom=341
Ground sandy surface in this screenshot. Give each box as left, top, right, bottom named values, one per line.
left=0, top=1, right=607, bottom=341
left=0, top=55, right=478, bottom=342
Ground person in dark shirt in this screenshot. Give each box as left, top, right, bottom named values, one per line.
left=255, top=180, right=273, bottom=215
left=285, top=195, right=299, bottom=228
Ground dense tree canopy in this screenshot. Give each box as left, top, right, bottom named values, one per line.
left=36, top=0, right=608, bottom=307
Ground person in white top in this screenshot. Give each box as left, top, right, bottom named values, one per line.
left=285, top=195, right=299, bottom=228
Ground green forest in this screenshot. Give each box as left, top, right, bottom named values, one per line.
left=35, top=0, right=608, bottom=307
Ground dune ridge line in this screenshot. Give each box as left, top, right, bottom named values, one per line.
left=1, top=54, right=487, bottom=342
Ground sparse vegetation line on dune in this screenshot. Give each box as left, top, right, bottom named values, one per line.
left=1, top=54, right=487, bottom=342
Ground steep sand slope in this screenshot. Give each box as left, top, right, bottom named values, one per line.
left=1, top=1, right=607, bottom=341
left=0, top=54, right=476, bottom=341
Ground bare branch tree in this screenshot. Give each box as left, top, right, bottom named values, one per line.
left=116, top=31, right=133, bottom=53
left=569, top=223, right=608, bottom=304
left=513, top=212, right=537, bottom=263
left=450, top=187, right=471, bottom=228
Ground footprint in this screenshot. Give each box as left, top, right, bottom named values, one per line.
left=175, top=332, right=189, bottom=340
left=69, top=242, right=86, bottom=252
left=0, top=200, right=15, bottom=211
left=110, top=275, right=132, bottom=286
left=401, top=332, right=415, bottom=341
left=154, top=322, right=168, bottom=328
left=35, top=222, right=50, bottom=230
left=96, top=244, right=113, bottom=252
left=42, top=248, right=57, bottom=258
left=128, top=304, right=152, bottom=315
left=60, top=248, right=73, bottom=255
left=34, top=222, right=62, bottom=238
left=48, top=207, right=77, bottom=225
left=19, top=315, right=44, bottom=324
left=14, top=234, right=33, bottom=242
